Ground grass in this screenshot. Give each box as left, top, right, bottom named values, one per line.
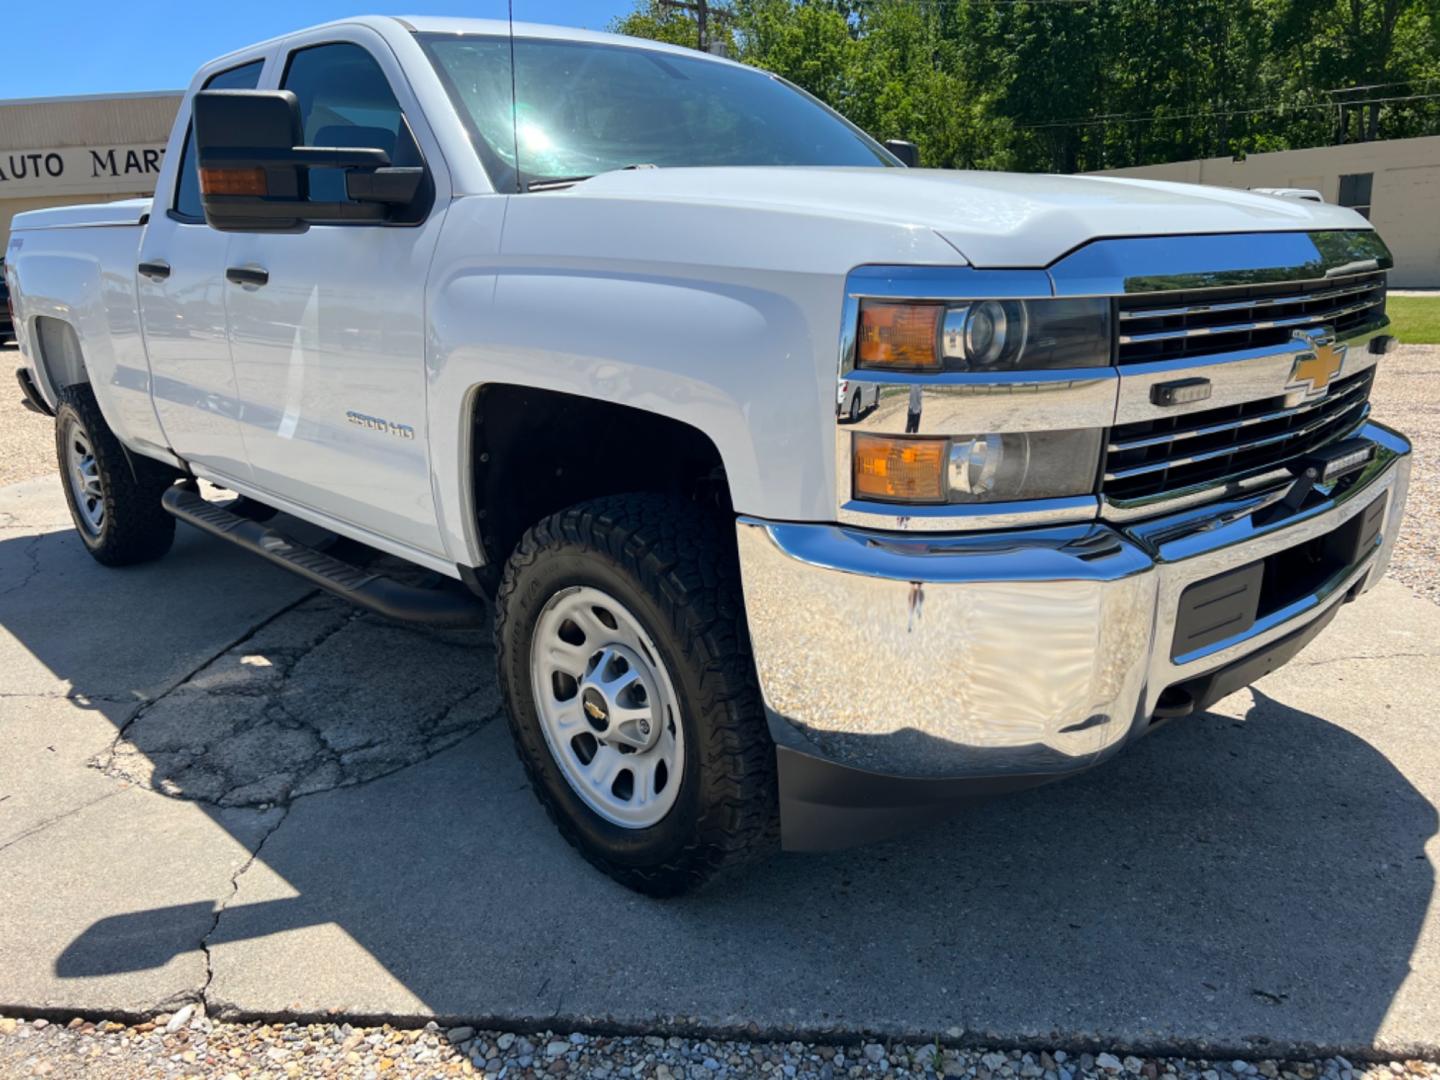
left=1385, top=295, right=1440, bottom=344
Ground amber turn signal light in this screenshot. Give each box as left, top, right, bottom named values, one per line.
left=201, top=167, right=268, bottom=196
left=856, top=302, right=942, bottom=370
left=853, top=434, right=947, bottom=502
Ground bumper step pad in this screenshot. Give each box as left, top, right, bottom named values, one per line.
left=161, top=484, right=487, bottom=628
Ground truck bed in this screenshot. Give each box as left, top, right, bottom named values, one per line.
left=5, top=199, right=162, bottom=457
left=11, top=198, right=151, bottom=232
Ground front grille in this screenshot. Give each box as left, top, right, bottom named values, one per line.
left=1117, top=272, right=1387, bottom=365
left=1103, top=367, right=1374, bottom=502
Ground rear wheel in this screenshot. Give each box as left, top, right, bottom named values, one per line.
left=495, top=493, right=776, bottom=896
left=54, top=384, right=176, bottom=566
left=848, top=394, right=861, bottom=422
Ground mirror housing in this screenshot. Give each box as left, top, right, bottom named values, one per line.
left=883, top=139, right=919, bottom=168
left=192, top=90, right=424, bottom=232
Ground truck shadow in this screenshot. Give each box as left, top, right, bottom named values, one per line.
left=2, top=519, right=1435, bottom=1049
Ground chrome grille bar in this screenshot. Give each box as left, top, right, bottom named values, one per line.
left=1118, top=296, right=1384, bottom=345
left=1104, top=397, right=1369, bottom=481
left=1107, top=374, right=1372, bottom=453
left=1116, top=270, right=1388, bottom=366
left=1102, top=366, right=1377, bottom=502
left=1117, top=278, right=1382, bottom=322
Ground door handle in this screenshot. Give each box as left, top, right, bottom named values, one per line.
left=137, top=259, right=171, bottom=282
left=226, top=266, right=269, bottom=288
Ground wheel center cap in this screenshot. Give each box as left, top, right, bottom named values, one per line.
left=581, top=687, right=610, bottom=731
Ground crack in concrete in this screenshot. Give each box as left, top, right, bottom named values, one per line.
left=0, top=533, right=44, bottom=599
left=198, top=804, right=293, bottom=1013
left=98, top=590, right=325, bottom=765
left=1292, top=649, right=1440, bottom=669
left=0, top=690, right=137, bottom=703
left=94, top=591, right=502, bottom=809
left=0, top=788, right=126, bottom=856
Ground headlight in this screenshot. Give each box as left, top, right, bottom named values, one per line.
left=943, top=300, right=1024, bottom=368
left=853, top=430, right=1101, bottom=505
left=856, top=298, right=1110, bottom=372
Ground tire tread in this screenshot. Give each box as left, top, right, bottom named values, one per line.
left=54, top=384, right=175, bottom=566
left=495, top=493, right=776, bottom=896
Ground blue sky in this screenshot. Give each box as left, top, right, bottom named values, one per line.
left=1, top=1, right=638, bottom=100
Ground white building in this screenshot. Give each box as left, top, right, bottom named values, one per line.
left=1092, top=135, right=1440, bottom=287
left=0, top=91, right=181, bottom=255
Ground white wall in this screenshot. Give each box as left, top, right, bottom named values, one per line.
left=0, top=92, right=181, bottom=253
left=1091, top=135, right=1440, bottom=287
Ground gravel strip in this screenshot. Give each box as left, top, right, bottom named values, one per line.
left=2, top=1012, right=1438, bottom=1080
left=1368, top=344, right=1439, bottom=604
left=0, top=345, right=53, bottom=489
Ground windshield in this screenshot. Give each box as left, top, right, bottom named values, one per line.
left=417, top=33, right=895, bottom=191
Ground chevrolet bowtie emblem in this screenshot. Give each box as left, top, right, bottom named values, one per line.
left=1287, top=328, right=1347, bottom=398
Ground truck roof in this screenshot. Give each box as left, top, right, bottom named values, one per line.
left=199, top=15, right=745, bottom=79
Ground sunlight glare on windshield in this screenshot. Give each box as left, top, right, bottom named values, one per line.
left=418, top=32, right=893, bottom=193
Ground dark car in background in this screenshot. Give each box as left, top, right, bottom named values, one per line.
left=1, top=258, right=14, bottom=345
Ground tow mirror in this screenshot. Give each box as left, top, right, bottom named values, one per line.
left=192, top=90, right=425, bottom=232
left=883, top=139, right=919, bottom=168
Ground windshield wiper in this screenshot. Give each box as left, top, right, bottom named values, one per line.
left=526, top=164, right=658, bottom=193
left=527, top=175, right=594, bottom=192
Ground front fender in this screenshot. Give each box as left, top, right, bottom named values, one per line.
left=425, top=198, right=898, bottom=566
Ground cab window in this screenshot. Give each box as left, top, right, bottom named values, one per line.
left=280, top=42, right=425, bottom=208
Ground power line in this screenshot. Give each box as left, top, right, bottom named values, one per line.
left=1015, top=90, right=1440, bottom=130
left=1019, top=83, right=1435, bottom=128
left=657, top=0, right=735, bottom=51
left=1325, top=76, right=1440, bottom=96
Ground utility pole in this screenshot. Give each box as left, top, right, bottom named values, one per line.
left=657, top=0, right=731, bottom=53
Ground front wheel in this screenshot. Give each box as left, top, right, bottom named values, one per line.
left=54, top=384, right=176, bottom=566
left=495, top=494, right=776, bottom=896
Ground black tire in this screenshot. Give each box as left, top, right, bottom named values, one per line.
left=54, top=384, right=176, bottom=566
left=495, top=493, right=777, bottom=896
left=848, top=394, right=861, bottom=422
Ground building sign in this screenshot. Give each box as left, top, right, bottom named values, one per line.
left=0, top=142, right=168, bottom=198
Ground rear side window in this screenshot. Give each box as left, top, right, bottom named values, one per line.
left=173, top=60, right=265, bottom=221
left=280, top=42, right=424, bottom=205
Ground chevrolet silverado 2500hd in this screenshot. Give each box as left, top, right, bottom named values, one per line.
left=6, top=17, right=1411, bottom=895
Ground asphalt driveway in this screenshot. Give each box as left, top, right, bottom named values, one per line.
left=3, top=466, right=1439, bottom=1058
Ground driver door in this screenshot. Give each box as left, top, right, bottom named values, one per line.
left=222, top=31, right=449, bottom=560
left=137, top=57, right=266, bottom=479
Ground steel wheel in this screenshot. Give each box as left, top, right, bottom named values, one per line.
left=63, top=416, right=105, bottom=536
left=530, top=585, right=685, bottom=829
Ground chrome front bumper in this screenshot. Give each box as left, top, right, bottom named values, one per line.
left=737, top=421, right=1411, bottom=850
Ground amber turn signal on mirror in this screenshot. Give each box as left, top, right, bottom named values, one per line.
left=200, top=167, right=268, bottom=196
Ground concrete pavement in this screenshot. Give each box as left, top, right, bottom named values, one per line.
left=3, top=472, right=1440, bottom=1057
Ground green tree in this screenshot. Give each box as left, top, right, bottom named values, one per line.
left=608, top=0, right=1440, bottom=172
left=610, top=0, right=736, bottom=51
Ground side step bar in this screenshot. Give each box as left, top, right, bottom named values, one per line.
left=161, top=485, right=488, bottom=629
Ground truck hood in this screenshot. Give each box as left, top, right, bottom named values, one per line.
left=568, top=167, right=1370, bottom=268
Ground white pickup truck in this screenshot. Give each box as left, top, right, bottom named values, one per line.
left=6, top=16, right=1412, bottom=895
